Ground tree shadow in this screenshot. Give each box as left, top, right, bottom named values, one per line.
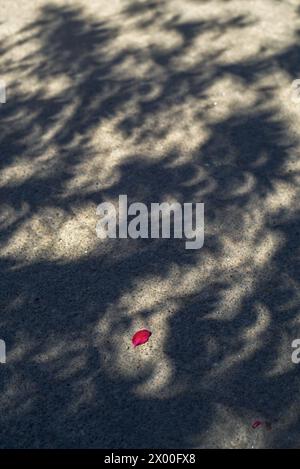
left=0, top=0, right=299, bottom=448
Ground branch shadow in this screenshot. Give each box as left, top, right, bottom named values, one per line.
left=0, top=0, right=299, bottom=448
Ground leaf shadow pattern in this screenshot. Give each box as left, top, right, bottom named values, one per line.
left=0, top=0, right=300, bottom=448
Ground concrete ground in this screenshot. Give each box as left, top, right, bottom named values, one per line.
left=0, top=0, right=300, bottom=448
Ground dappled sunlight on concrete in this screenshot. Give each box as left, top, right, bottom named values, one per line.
left=0, top=0, right=300, bottom=448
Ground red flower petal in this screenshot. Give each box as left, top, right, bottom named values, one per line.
left=132, top=329, right=152, bottom=347
left=252, top=420, right=262, bottom=429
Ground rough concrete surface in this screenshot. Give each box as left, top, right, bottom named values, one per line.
left=0, top=0, right=300, bottom=448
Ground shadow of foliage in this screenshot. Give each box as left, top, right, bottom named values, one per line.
left=0, top=0, right=299, bottom=448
